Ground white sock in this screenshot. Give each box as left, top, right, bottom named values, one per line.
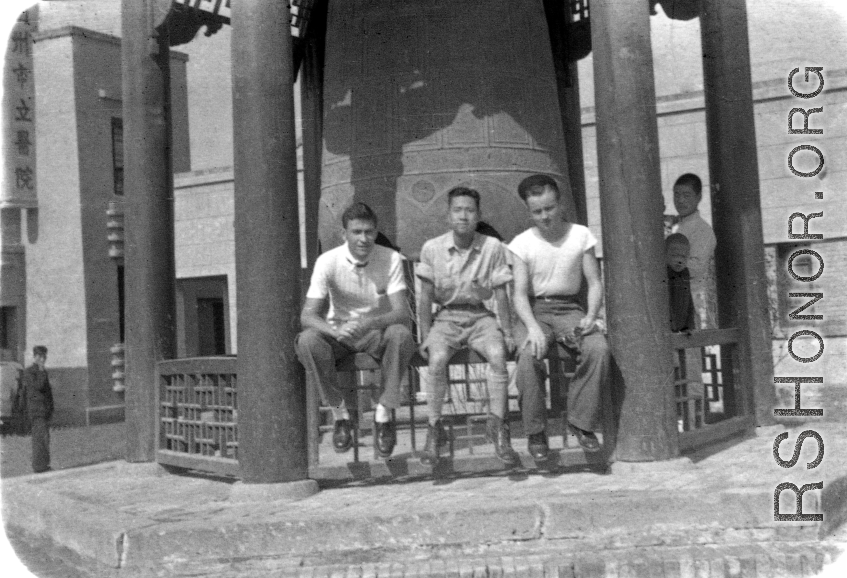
left=374, top=403, right=390, bottom=423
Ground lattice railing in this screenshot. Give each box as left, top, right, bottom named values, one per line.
left=157, top=357, right=239, bottom=475
left=671, top=329, right=754, bottom=451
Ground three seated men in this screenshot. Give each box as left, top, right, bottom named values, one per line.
left=296, top=175, right=610, bottom=461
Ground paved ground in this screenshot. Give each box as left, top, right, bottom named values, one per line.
left=0, top=423, right=125, bottom=479
left=2, top=419, right=846, bottom=577
left=1, top=423, right=126, bottom=578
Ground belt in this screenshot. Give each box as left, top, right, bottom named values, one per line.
left=439, top=303, right=488, bottom=311
left=534, top=295, right=579, bottom=303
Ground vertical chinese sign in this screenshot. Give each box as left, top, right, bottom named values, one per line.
left=2, top=7, right=37, bottom=209
left=1, top=7, right=37, bottom=363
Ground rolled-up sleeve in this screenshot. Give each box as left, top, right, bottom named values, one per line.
left=489, top=244, right=513, bottom=288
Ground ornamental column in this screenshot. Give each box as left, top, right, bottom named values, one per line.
left=231, top=0, right=309, bottom=482
left=591, top=0, right=678, bottom=460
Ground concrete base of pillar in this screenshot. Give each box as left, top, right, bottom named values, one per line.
left=229, top=479, right=320, bottom=503
left=610, top=456, right=693, bottom=475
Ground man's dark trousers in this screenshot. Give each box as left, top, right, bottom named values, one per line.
left=30, top=417, right=50, bottom=472
left=22, top=364, right=53, bottom=473
left=514, top=301, right=610, bottom=435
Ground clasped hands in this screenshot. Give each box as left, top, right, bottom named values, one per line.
left=334, top=319, right=370, bottom=346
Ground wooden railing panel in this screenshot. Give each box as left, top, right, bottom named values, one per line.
left=672, top=328, right=754, bottom=451
left=156, top=357, right=239, bottom=476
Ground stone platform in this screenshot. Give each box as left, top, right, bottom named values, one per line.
left=2, top=422, right=847, bottom=577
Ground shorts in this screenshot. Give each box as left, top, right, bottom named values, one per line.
left=423, top=308, right=505, bottom=354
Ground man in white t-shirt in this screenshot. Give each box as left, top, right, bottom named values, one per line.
left=296, top=202, right=415, bottom=459
left=671, top=173, right=717, bottom=329
left=509, top=175, right=610, bottom=460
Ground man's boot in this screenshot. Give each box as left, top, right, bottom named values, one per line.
left=487, top=415, right=519, bottom=466
left=527, top=430, right=549, bottom=461
left=420, top=419, right=447, bottom=466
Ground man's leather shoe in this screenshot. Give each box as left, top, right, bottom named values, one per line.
left=568, top=423, right=601, bottom=452
left=527, top=430, right=549, bottom=461
left=375, top=420, right=396, bottom=458
left=486, top=415, right=520, bottom=466
left=420, top=420, right=448, bottom=466
left=332, top=419, right=353, bottom=453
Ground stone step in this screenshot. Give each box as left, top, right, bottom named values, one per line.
left=157, top=541, right=840, bottom=578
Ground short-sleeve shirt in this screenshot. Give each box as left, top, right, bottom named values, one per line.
left=306, top=243, right=406, bottom=328
left=672, top=211, right=715, bottom=287
left=416, top=232, right=512, bottom=308
left=673, top=210, right=717, bottom=328
left=508, top=224, right=597, bottom=297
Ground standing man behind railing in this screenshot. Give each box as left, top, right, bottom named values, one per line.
left=671, top=173, right=717, bottom=329
left=509, top=175, right=610, bottom=461
left=296, top=202, right=416, bottom=459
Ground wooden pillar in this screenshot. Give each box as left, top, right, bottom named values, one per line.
left=543, top=0, right=588, bottom=226
left=121, top=0, right=177, bottom=462
left=231, top=0, right=308, bottom=483
left=300, top=1, right=326, bottom=270
left=591, top=0, right=678, bottom=461
left=299, top=2, right=327, bottom=467
left=700, top=0, right=776, bottom=426
left=559, top=60, right=587, bottom=227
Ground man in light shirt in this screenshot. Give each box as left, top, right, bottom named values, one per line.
left=672, top=173, right=717, bottom=329
left=416, top=187, right=518, bottom=467
left=296, top=202, right=415, bottom=459
left=509, top=175, right=610, bottom=460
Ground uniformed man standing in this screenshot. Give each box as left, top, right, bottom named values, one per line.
left=21, top=345, right=53, bottom=473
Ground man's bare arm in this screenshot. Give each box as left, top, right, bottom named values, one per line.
left=580, top=250, right=604, bottom=333
left=300, top=297, right=339, bottom=338
left=417, top=280, right=434, bottom=358
left=494, top=285, right=515, bottom=355
left=363, top=290, right=411, bottom=332
left=512, top=257, right=548, bottom=359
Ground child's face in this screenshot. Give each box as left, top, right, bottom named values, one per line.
left=666, top=242, right=689, bottom=272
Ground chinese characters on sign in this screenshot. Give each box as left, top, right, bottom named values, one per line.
left=3, top=9, right=37, bottom=207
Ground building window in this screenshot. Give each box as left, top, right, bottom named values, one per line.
left=766, top=243, right=820, bottom=336
left=111, top=117, right=124, bottom=196
left=0, top=306, right=18, bottom=361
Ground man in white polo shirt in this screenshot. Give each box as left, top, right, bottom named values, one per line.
left=296, top=202, right=415, bottom=458
left=509, top=175, right=610, bottom=460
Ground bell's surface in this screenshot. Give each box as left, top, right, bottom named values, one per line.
left=320, top=0, right=577, bottom=256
